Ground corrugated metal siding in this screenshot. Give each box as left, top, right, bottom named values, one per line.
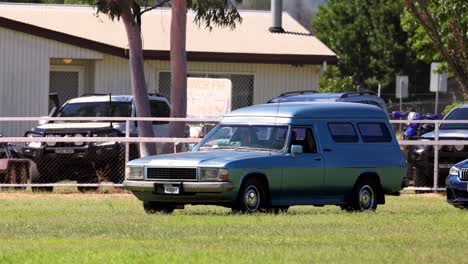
left=1, top=27, right=319, bottom=136
left=0, top=28, right=102, bottom=136
left=95, top=56, right=319, bottom=104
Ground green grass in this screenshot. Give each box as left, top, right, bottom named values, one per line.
left=0, top=193, right=467, bottom=263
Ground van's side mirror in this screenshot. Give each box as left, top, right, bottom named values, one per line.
left=291, top=145, right=303, bottom=157
left=188, top=143, right=196, bottom=151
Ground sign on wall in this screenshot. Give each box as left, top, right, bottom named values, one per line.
left=187, top=78, right=232, bottom=118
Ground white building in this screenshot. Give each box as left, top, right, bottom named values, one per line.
left=0, top=3, right=337, bottom=136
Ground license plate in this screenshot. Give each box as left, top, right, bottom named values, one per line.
left=439, top=163, right=454, bottom=169
left=55, top=149, right=74, bottom=154
left=164, top=186, right=179, bottom=194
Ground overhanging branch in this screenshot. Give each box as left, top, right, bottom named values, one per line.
left=141, top=0, right=171, bottom=15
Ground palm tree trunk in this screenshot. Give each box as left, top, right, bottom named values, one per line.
left=167, top=0, right=187, bottom=153
left=121, top=11, right=156, bottom=157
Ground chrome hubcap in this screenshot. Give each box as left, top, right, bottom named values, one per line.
left=244, top=186, right=260, bottom=211
left=359, top=185, right=374, bottom=210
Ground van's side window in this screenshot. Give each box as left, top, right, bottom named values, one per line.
left=328, top=123, right=358, bottom=142
left=289, top=127, right=317, bottom=153
left=357, top=123, right=392, bottom=142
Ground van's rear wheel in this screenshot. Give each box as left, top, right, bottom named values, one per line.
left=235, top=178, right=267, bottom=213
left=348, top=179, right=379, bottom=211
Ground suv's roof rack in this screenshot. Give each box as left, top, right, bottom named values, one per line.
left=80, top=93, right=108, bottom=97
left=148, top=92, right=165, bottom=97
left=278, top=90, right=318, bottom=97
left=79, top=93, right=166, bottom=98
left=340, top=91, right=375, bottom=98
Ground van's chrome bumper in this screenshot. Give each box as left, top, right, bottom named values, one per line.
left=123, top=180, right=235, bottom=193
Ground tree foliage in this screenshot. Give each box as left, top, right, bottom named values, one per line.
left=318, top=66, right=355, bottom=93
left=313, top=0, right=429, bottom=95
left=402, top=0, right=467, bottom=93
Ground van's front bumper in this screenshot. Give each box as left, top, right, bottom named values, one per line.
left=124, top=180, right=235, bottom=193
left=123, top=180, right=237, bottom=205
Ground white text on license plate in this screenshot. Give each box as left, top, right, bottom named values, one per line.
left=164, top=186, right=179, bottom=194
left=55, top=149, right=74, bottom=154
left=438, top=163, right=453, bottom=169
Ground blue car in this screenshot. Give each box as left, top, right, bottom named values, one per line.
left=446, top=159, right=468, bottom=209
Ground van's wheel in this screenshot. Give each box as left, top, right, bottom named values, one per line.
left=143, top=202, right=175, bottom=214
left=235, top=178, right=267, bottom=213
left=348, top=178, right=379, bottom=211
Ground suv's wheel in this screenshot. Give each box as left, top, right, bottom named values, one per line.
left=31, top=162, right=54, bottom=192
left=348, top=178, right=380, bottom=211
left=143, top=202, right=175, bottom=214
left=77, top=178, right=99, bottom=192
left=414, top=165, right=432, bottom=189
left=236, top=178, right=267, bottom=213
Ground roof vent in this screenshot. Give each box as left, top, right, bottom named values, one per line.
left=269, top=0, right=284, bottom=33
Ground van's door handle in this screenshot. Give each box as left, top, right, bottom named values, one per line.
left=323, top=148, right=332, bottom=152
left=314, top=156, right=322, bottom=161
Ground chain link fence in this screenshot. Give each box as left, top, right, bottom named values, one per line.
left=0, top=117, right=466, bottom=192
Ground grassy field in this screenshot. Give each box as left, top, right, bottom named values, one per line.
left=0, top=192, right=467, bottom=264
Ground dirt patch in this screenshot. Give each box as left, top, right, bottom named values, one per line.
left=0, top=191, right=445, bottom=200
left=401, top=193, right=445, bottom=198
left=0, top=192, right=133, bottom=200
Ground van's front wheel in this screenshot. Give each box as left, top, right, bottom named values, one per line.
left=348, top=179, right=379, bottom=211
left=235, top=178, right=267, bottom=213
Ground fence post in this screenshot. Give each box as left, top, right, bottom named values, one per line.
left=125, top=119, right=130, bottom=164
left=433, top=121, right=439, bottom=192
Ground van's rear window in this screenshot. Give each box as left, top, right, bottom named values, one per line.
left=327, top=123, right=358, bottom=142
left=357, top=123, right=392, bottom=142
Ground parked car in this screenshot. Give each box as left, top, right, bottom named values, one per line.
left=409, top=104, right=468, bottom=187
left=446, top=160, right=468, bottom=209
left=267, top=91, right=389, bottom=116
left=22, top=93, right=170, bottom=192
left=124, top=102, right=406, bottom=214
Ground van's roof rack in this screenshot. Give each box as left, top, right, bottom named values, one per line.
left=340, top=91, right=375, bottom=98
left=278, top=90, right=318, bottom=97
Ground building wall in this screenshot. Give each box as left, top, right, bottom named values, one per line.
left=0, top=28, right=102, bottom=136
left=95, top=55, right=321, bottom=104
left=1, top=28, right=321, bottom=136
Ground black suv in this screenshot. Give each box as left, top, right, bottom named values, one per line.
left=23, top=94, right=170, bottom=191
left=267, top=91, right=389, bottom=116
left=410, top=104, right=468, bottom=187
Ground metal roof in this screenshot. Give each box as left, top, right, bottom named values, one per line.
left=0, top=3, right=338, bottom=65
left=224, top=102, right=387, bottom=119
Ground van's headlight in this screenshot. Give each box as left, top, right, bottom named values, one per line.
left=449, top=166, right=460, bottom=176
left=200, top=168, right=229, bottom=181
left=126, top=166, right=144, bottom=180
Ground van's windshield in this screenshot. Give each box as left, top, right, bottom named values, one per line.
left=197, top=125, right=288, bottom=152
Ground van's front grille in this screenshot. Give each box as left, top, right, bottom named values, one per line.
left=146, top=168, right=197, bottom=181
left=460, top=169, right=468, bottom=181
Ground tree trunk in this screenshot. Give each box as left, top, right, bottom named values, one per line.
left=166, top=0, right=187, bottom=153
left=121, top=12, right=157, bottom=157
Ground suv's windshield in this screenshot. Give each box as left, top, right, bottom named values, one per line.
left=57, top=102, right=132, bottom=120
left=197, top=125, right=288, bottom=151
left=440, top=107, right=468, bottom=130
